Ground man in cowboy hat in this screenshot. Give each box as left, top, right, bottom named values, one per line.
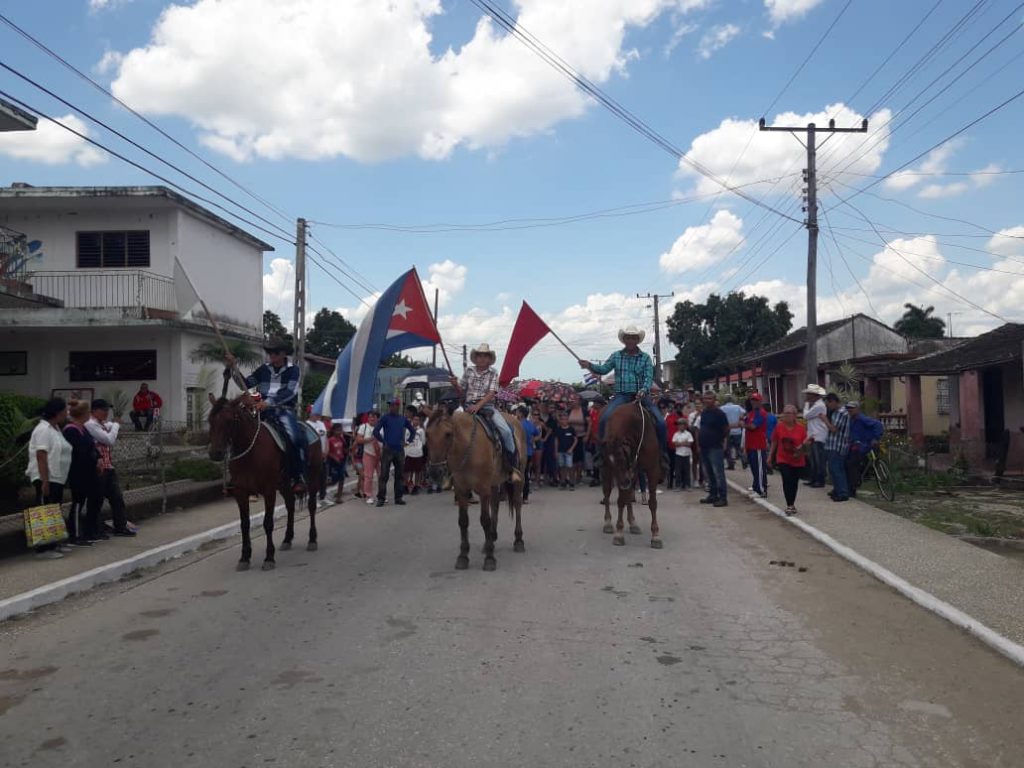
left=449, top=343, right=522, bottom=482
left=578, top=325, right=667, bottom=461
left=227, top=336, right=306, bottom=492
left=802, top=383, right=828, bottom=488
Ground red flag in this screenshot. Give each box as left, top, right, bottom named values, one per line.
left=499, top=301, right=551, bottom=386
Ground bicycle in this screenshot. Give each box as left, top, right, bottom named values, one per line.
left=862, top=447, right=895, bottom=502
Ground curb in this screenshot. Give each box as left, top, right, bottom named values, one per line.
left=725, top=478, right=1024, bottom=669
left=0, top=482, right=351, bottom=623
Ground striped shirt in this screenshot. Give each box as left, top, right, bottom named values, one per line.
left=825, top=407, right=851, bottom=455
left=245, top=361, right=300, bottom=410
left=589, top=349, right=653, bottom=395
left=460, top=366, right=498, bottom=404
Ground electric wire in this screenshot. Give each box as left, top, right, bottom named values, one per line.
left=819, top=204, right=879, bottom=316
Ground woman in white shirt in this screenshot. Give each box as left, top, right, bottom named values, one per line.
left=356, top=411, right=381, bottom=504
left=26, top=398, right=73, bottom=558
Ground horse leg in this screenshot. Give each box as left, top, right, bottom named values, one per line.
left=601, top=467, right=614, bottom=534
left=512, top=481, right=525, bottom=553
left=281, top=486, right=295, bottom=550
left=262, top=488, right=277, bottom=570
left=650, top=486, right=663, bottom=549
left=455, top=494, right=470, bottom=570
left=306, top=466, right=319, bottom=552
left=235, top=491, right=251, bottom=570
left=627, top=499, right=642, bottom=536
left=613, top=490, right=626, bottom=546
left=481, top=490, right=497, bottom=571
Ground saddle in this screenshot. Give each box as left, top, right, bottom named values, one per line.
left=263, top=419, right=320, bottom=453
left=472, top=413, right=501, bottom=453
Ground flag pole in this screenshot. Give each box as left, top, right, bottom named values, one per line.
left=410, top=267, right=457, bottom=379
left=542, top=322, right=581, bottom=361
left=177, top=259, right=248, bottom=390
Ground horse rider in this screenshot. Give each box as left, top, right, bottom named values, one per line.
left=577, top=325, right=668, bottom=469
left=226, top=336, right=306, bottom=492
left=449, top=343, right=523, bottom=483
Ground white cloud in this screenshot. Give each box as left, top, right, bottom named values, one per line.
left=0, top=114, right=106, bottom=167
left=108, top=0, right=704, bottom=163
left=89, top=0, right=133, bottom=10
left=917, top=182, right=970, bottom=199
left=764, top=0, right=826, bottom=26
left=677, top=103, right=891, bottom=197
left=697, top=23, right=740, bottom=59
left=94, top=50, right=124, bottom=76
left=664, top=22, right=698, bottom=57
left=421, top=259, right=467, bottom=307
left=262, top=258, right=294, bottom=324
left=659, top=209, right=744, bottom=273
left=882, top=140, right=1000, bottom=199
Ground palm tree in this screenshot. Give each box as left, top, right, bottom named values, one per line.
left=894, top=303, right=946, bottom=339
left=190, top=340, right=262, bottom=370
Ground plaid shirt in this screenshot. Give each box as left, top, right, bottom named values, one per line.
left=589, top=349, right=653, bottom=394
left=245, top=361, right=300, bottom=410
left=460, top=366, right=498, bottom=403
left=825, top=407, right=851, bottom=455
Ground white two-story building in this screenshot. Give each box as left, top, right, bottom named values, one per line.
left=0, top=184, right=273, bottom=426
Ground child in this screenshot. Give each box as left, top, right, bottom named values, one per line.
left=671, top=419, right=694, bottom=490
left=403, top=415, right=426, bottom=495
left=326, top=424, right=347, bottom=503
left=554, top=412, right=578, bottom=490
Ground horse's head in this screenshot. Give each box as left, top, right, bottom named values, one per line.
left=604, top=436, right=637, bottom=492
left=424, top=408, right=455, bottom=486
left=207, top=392, right=256, bottom=462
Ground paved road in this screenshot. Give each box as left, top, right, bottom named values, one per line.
left=2, top=484, right=1022, bottom=767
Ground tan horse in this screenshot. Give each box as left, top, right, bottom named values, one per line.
left=602, top=401, right=662, bottom=549
left=425, top=406, right=527, bottom=571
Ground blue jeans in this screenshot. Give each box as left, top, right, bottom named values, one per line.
left=272, top=408, right=306, bottom=483
left=599, top=394, right=667, bottom=452
left=827, top=449, right=849, bottom=500
left=701, top=447, right=727, bottom=501
left=478, top=405, right=515, bottom=455
left=809, top=441, right=826, bottom=485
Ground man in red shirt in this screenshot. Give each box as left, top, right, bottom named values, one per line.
left=130, top=383, right=163, bottom=432
left=665, top=402, right=680, bottom=488
left=742, top=392, right=769, bottom=497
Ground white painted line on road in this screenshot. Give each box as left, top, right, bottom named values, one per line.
left=726, top=478, right=1024, bottom=669
left=0, top=483, right=351, bottom=623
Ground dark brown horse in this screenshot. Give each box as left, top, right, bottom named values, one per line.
left=601, top=401, right=662, bottom=549
left=425, top=406, right=526, bottom=571
left=207, top=392, right=324, bottom=570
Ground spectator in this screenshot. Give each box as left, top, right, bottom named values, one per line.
left=671, top=418, right=693, bottom=490
left=531, top=409, right=549, bottom=489
left=665, top=403, right=680, bottom=488
left=569, top=402, right=587, bottom=487
left=403, top=415, right=426, bottom=496
left=720, top=394, right=746, bottom=470
left=802, top=385, right=828, bottom=487
left=769, top=404, right=808, bottom=515
left=372, top=399, right=414, bottom=507
left=554, top=411, right=578, bottom=490
left=129, top=383, right=162, bottom=432
left=306, top=410, right=329, bottom=502
left=326, top=424, right=347, bottom=503
left=517, top=405, right=539, bottom=503
left=698, top=391, right=729, bottom=507
left=86, top=398, right=136, bottom=537
left=823, top=393, right=851, bottom=503
left=743, top=393, right=769, bottom=497
left=63, top=400, right=101, bottom=545
left=763, top=403, right=778, bottom=475
left=356, top=411, right=381, bottom=504
left=846, top=401, right=884, bottom=498
left=585, top=398, right=604, bottom=487
left=26, top=397, right=73, bottom=559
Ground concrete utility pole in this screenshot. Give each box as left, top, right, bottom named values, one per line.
left=759, top=117, right=867, bottom=386
left=637, top=291, right=674, bottom=384
left=293, top=217, right=307, bottom=410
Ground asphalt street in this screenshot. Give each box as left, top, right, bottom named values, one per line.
left=2, top=482, right=1022, bottom=768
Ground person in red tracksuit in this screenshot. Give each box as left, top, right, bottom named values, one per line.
left=742, top=392, right=769, bottom=497
left=130, top=383, right=163, bottom=432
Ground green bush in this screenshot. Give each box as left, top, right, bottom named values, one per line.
left=0, top=393, right=39, bottom=502
left=165, top=458, right=223, bottom=482
left=0, top=392, right=46, bottom=418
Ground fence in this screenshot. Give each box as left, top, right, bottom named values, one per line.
left=28, top=269, right=177, bottom=314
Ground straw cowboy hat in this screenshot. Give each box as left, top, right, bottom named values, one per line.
left=618, top=325, right=646, bottom=343
left=470, top=343, right=496, bottom=363
left=801, top=384, right=827, bottom=396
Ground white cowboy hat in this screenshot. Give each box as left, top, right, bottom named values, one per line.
left=470, top=343, right=496, bottom=361
left=801, top=384, right=827, bottom=396
left=618, top=325, right=646, bottom=343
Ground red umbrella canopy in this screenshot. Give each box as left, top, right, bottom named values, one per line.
left=515, top=379, right=544, bottom=399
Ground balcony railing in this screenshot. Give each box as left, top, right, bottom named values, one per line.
left=28, top=270, right=177, bottom=314
left=0, top=226, right=29, bottom=284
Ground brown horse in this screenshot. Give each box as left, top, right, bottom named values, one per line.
left=425, top=406, right=526, bottom=571
left=207, top=392, right=324, bottom=570
left=601, top=401, right=662, bottom=549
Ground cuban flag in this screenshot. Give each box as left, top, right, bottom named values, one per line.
left=314, top=268, right=441, bottom=418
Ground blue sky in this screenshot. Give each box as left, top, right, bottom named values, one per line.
left=1, top=0, right=1022, bottom=381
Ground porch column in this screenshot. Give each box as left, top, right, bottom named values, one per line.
left=958, top=369, right=984, bottom=467
left=863, top=376, right=880, bottom=401
left=906, top=375, right=924, bottom=447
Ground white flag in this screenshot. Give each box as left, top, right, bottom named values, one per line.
left=174, top=258, right=202, bottom=316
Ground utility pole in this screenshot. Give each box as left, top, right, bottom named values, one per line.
left=759, top=117, right=867, bottom=386
left=432, top=288, right=439, bottom=368
left=637, top=291, right=674, bottom=383
left=293, top=217, right=307, bottom=410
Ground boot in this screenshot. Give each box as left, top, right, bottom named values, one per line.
left=505, top=450, right=523, bottom=484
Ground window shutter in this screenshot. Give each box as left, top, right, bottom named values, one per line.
left=77, top=232, right=102, bottom=268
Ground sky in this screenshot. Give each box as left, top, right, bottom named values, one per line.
left=1, top=0, right=1023, bottom=383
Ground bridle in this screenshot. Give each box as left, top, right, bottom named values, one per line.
left=427, top=412, right=479, bottom=475
left=215, top=399, right=263, bottom=462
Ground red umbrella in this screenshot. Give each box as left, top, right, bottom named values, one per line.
left=516, top=380, right=544, bottom=399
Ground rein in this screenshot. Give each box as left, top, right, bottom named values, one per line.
left=227, top=404, right=262, bottom=462
left=634, top=399, right=647, bottom=467
left=427, top=413, right=480, bottom=475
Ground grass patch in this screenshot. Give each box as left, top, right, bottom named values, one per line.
left=872, top=485, right=1024, bottom=540
left=165, top=458, right=223, bottom=482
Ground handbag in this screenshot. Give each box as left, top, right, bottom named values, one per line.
left=23, top=503, right=69, bottom=548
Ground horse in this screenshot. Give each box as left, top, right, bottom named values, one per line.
left=424, top=405, right=526, bottom=571
left=207, top=391, right=324, bottom=570
left=601, top=401, right=663, bottom=549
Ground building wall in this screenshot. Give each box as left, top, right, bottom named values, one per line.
left=817, top=317, right=908, bottom=365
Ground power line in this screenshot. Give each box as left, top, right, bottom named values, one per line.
left=819, top=204, right=878, bottom=316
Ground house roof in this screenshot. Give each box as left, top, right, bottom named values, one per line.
left=0, top=185, right=274, bottom=252
left=713, top=314, right=888, bottom=369
left=0, top=97, right=37, bottom=132
left=892, top=323, right=1024, bottom=375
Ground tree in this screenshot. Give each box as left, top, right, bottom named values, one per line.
left=306, top=308, right=356, bottom=358
left=894, top=303, right=945, bottom=339
left=191, top=340, right=262, bottom=370
left=262, top=310, right=292, bottom=346
left=665, top=292, right=793, bottom=387
left=382, top=353, right=429, bottom=369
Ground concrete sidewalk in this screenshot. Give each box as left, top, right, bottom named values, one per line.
left=722, top=468, right=1024, bottom=651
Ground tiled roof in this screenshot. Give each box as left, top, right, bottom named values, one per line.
left=713, top=314, right=870, bottom=369
left=893, top=323, right=1024, bottom=375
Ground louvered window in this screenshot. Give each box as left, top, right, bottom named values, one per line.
left=76, top=231, right=150, bottom=268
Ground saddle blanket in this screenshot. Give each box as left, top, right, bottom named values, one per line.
left=264, top=421, right=321, bottom=453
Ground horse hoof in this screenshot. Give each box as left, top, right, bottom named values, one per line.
left=651, top=539, right=663, bottom=550
left=612, top=535, right=626, bottom=546
left=262, top=561, right=276, bottom=571
left=455, top=556, right=469, bottom=570
left=280, top=541, right=292, bottom=551
left=306, top=541, right=318, bottom=552
left=513, top=541, right=525, bottom=553
left=602, top=523, right=615, bottom=534
left=483, top=558, right=497, bottom=572
left=629, top=524, right=643, bottom=535
left=236, top=560, right=250, bottom=571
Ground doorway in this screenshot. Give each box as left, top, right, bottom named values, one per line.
left=981, top=367, right=1005, bottom=459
